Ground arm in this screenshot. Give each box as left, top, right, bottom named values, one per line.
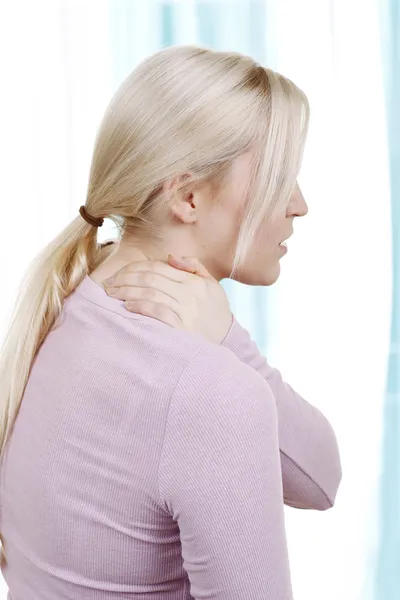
left=103, top=257, right=341, bottom=511
left=221, top=317, right=342, bottom=511
left=158, top=347, right=293, bottom=600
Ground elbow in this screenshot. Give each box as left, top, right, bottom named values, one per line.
left=314, top=490, right=338, bottom=511
left=281, top=448, right=343, bottom=511
left=285, top=484, right=340, bottom=511
left=327, top=465, right=343, bottom=509
left=322, top=436, right=343, bottom=510
left=286, top=484, right=341, bottom=511
left=311, top=424, right=343, bottom=511
left=313, top=462, right=343, bottom=511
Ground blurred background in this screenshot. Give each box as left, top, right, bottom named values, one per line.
left=0, top=0, right=398, bottom=598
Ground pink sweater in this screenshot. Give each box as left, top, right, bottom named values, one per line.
left=0, top=275, right=341, bottom=600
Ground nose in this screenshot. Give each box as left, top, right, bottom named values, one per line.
left=287, top=183, right=308, bottom=218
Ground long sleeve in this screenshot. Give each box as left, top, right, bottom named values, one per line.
left=221, top=317, right=342, bottom=511
left=158, top=346, right=293, bottom=600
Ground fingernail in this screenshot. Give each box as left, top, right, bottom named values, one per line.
left=104, top=276, right=115, bottom=286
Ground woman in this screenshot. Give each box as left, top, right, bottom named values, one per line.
left=0, top=45, right=341, bottom=599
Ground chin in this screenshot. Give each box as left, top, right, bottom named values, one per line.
left=231, top=262, right=281, bottom=286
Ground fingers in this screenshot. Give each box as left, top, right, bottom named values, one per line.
left=124, top=299, right=184, bottom=329
left=106, top=282, right=182, bottom=312
left=105, top=271, right=185, bottom=303
left=167, top=255, right=213, bottom=279
left=104, top=260, right=191, bottom=286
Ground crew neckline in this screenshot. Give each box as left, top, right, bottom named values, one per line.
left=74, top=275, right=142, bottom=321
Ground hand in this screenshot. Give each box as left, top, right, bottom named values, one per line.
left=103, top=255, right=233, bottom=344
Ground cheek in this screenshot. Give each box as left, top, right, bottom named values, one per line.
left=247, top=223, right=278, bottom=259
left=204, top=209, right=238, bottom=248
left=232, top=224, right=283, bottom=285
left=209, top=197, right=242, bottom=248
left=213, top=220, right=240, bottom=273
left=198, top=204, right=240, bottom=279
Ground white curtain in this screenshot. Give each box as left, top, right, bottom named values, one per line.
left=0, top=2, right=392, bottom=599
left=259, top=2, right=391, bottom=600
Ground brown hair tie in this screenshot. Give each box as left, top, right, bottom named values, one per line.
left=79, top=205, right=104, bottom=228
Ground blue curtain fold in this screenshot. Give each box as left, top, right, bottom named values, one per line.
left=375, top=0, right=400, bottom=598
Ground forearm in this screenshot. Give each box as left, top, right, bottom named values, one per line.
left=221, top=317, right=342, bottom=510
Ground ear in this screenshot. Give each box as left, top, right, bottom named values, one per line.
left=164, top=173, right=198, bottom=224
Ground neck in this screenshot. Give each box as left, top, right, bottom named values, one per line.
left=90, top=233, right=216, bottom=285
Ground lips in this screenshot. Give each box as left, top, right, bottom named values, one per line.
left=279, top=234, right=292, bottom=247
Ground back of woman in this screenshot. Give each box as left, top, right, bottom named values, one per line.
left=0, top=45, right=341, bottom=599
left=0, top=275, right=206, bottom=598
left=0, top=275, right=302, bottom=599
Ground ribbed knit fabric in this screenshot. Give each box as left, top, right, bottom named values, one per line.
left=0, top=275, right=341, bottom=600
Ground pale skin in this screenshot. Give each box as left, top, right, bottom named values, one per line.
left=90, top=151, right=308, bottom=342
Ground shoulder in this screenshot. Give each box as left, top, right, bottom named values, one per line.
left=168, top=342, right=277, bottom=432
left=158, top=343, right=279, bottom=513
left=177, top=342, right=259, bottom=390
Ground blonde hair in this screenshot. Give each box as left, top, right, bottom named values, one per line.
left=0, top=45, right=309, bottom=463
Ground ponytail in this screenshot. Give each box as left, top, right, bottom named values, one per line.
left=0, top=216, right=100, bottom=459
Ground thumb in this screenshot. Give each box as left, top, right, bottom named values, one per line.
left=167, top=255, right=213, bottom=279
